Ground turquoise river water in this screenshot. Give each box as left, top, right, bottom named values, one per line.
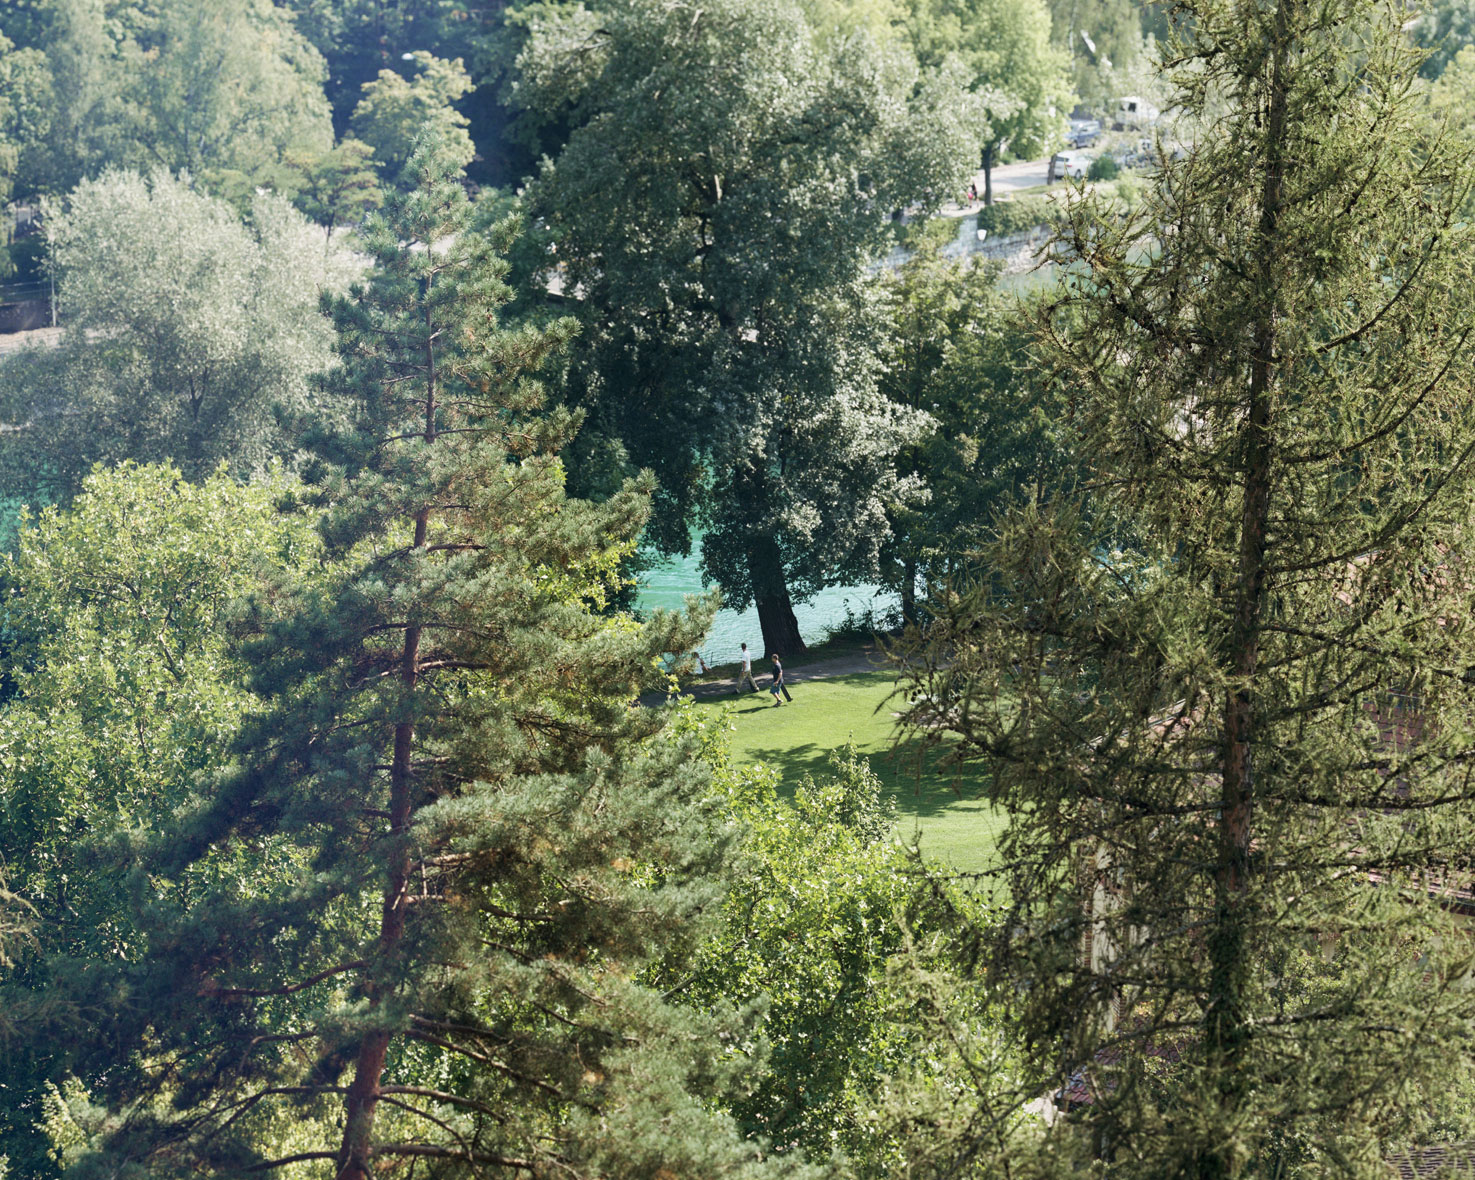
left=633, top=545, right=896, bottom=665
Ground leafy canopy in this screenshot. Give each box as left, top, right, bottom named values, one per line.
left=0, top=169, right=360, bottom=505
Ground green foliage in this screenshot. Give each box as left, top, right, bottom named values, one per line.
left=1085, top=151, right=1118, bottom=179
left=9, top=0, right=333, bottom=200
left=3, top=0, right=133, bottom=198
left=0, top=169, right=360, bottom=505
left=348, top=50, right=474, bottom=182
left=0, top=462, right=321, bottom=1179
left=686, top=743, right=912, bottom=1163
left=898, top=0, right=1475, bottom=1174
left=278, top=0, right=484, bottom=127
left=900, top=0, right=1072, bottom=196
left=281, top=136, right=384, bottom=236
left=974, top=194, right=1061, bottom=235
left=126, top=0, right=333, bottom=189
left=1045, top=0, right=1156, bottom=105
left=659, top=709, right=1015, bottom=1177
left=875, top=248, right=1077, bottom=617
left=0, top=869, right=36, bottom=973
left=39, top=136, right=807, bottom=1180
left=0, top=32, right=48, bottom=208
left=518, top=0, right=975, bottom=652
left=1415, top=0, right=1475, bottom=79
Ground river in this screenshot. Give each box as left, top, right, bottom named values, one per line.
left=634, top=545, right=897, bottom=665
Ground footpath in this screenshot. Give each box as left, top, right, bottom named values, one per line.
left=641, top=645, right=889, bottom=706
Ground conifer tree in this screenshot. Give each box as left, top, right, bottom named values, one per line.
left=39, top=137, right=797, bottom=1180
left=900, top=0, right=1475, bottom=1175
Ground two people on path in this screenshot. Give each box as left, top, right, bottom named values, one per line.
left=733, top=642, right=794, bottom=705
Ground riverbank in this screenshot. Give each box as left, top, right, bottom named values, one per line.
left=681, top=631, right=889, bottom=696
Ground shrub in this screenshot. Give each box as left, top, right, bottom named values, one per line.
left=1087, top=153, right=1121, bottom=181
left=975, top=195, right=1061, bottom=237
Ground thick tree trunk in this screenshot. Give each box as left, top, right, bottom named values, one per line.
left=981, top=142, right=995, bottom=207
left=755, top=590, right=804, bottom=658
left=1205, top=11, right=1288, bottom=1178
left=747, top=533, right=805, bottom=656
left=901, top=556, right=918, bottom=625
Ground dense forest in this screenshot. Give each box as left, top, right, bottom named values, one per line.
left=5, top=0, right=1475, bottom=1178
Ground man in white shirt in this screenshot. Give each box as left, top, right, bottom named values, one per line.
left=736, top=642, right=759, bottom=694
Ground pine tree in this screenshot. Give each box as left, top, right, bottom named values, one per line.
left=44, top=137, right=798, bottom=1180
left=899, top=0, right=1475, bottom=1175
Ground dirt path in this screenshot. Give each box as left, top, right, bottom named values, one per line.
left=648, top=645, right=891, bottom=705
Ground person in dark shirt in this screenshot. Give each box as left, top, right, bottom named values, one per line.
left=769, top=653, right=793, bottom=705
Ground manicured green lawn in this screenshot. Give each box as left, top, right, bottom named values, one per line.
left=692, top=670, right=1006, bottom=873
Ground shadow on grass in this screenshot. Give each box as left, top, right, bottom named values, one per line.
left=692, top=666, right=991, bottom=821
left=738, top=735, right=984, bottom=820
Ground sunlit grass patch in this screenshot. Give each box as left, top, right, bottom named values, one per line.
left=692, top=670, right=1004, bottom=873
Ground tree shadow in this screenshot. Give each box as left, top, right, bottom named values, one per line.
left=739, top=734, right=985, bottom=820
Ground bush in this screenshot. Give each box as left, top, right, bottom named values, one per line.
left=1087, top=153, right=1121, bottom=181
left=975, top=195, right=1061, bottom=237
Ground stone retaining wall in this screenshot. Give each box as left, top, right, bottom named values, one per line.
left=879, top=216, right=1054, bottom=276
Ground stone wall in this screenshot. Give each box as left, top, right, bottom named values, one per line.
left=879, top=215, right=1054, bottom=276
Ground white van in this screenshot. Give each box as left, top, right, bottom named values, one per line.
left=1114, top=95, right=1161, bottom=129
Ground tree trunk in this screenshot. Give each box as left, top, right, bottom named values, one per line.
left=1205, top=9, right=1288, bottom=1177
left=755, top=590, right=804, bottom=658
left=336, top=282, right=439, bottom=1180
left=747, top=533, right=805, bottom=656
left=981, top=142, right=995, bottom=207
left=901, top=556, right=918, bottom=625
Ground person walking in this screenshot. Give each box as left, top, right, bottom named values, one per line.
left=769, top=652, right=793, bottom=705
left=735, top=642, right=760, bottom=694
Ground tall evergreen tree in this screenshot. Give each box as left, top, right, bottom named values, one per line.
left=899, top=0, right=1475, bottom=1175
left=27, top=138, right=796, bottom=1180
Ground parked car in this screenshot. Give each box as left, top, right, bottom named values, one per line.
left=1048, top=151, right=1093, bottom=183
left=1068, top=118, right=1101, bottom=148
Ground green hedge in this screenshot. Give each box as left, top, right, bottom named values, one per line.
left=975, top=195, right=1061, bottom=237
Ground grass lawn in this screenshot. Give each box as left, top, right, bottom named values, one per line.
left=691, top=669, right=1005, bottom=873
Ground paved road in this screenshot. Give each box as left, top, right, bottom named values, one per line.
left=977, top=157, right=1052, bottom=196
left=931, top=155, right=1056, bottom=221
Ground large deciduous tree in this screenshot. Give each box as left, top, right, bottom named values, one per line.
left=0, top=463, right=321, bottom=1180
left=874, top=235, right=1078, bottom=621
left=6, top=0, right=333, bottom=200
left=0, top=31, right=48, bottom=212
left=0, top=169, right=359, bottom=504
left=122, top=0, right=333, bottom=191
left=900, top=0, right=1071, bottom=204
left=517, top=0, right=976, bottom=655
left=899, top=0, right=1475, bottom=1174
left=348, top=50, right=475, bottom=184
left=27, top=138, right=805, bottom=1180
